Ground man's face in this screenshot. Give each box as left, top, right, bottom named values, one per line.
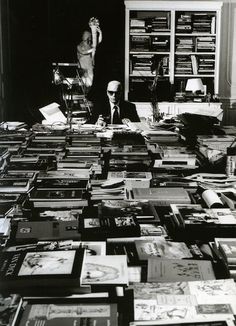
left=107, top=82, right=121, bottom=104
left=82, top=31, right=92, bottom=44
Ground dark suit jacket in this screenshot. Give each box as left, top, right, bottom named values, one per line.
left=90, top=99, right=140, bottom=124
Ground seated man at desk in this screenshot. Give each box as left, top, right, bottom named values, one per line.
left=91, top=80, right=140, bottom=125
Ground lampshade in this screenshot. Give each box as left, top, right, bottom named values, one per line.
left=185, top=78, right=204, bottom=93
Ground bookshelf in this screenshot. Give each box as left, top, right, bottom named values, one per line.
left=124, top=1, right=223, bottom=111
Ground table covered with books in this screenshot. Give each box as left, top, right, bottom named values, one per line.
left=1, top=118, right=236, bottom=326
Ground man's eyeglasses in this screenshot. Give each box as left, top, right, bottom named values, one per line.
left=107, top=90, right=119, bottom=95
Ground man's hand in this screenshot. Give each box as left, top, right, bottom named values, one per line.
left=96, top=115, right=107, bottom=127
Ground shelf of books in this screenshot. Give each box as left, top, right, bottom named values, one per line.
left=125, top=1, right=222, bottom=103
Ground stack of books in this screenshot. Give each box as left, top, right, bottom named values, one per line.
left=214, top=237, right=236, bottom=279
left=176, top=13, right=192, bottom=33
left=192, top=13, right=215, bottom=33
left=130, top=18, right=146, bottom=33
left=0, top=119, right=236, bottom=326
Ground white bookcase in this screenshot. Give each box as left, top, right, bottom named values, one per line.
left=124, top=0, right=223, bottom=112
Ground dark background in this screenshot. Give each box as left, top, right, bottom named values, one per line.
left=3, top=0, right=125, bottom=125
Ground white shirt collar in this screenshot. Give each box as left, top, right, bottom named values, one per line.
left=109, top=101, right=120, bottom=110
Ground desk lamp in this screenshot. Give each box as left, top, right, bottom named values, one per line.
left=185, top=78, right=204, bottom=95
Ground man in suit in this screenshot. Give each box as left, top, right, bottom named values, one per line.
left=91, top=80, right=140, bottom=125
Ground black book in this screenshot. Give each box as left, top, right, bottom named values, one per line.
left=169, top=204, right=236, bottom=240
left=23, top=208, right=81, bottom=221
left=0, top=203, right=15, bottom=217
left=0, top=248, right=87, bottom=295
left=0, top=178, right=31, bottom=193
left=99, top=200, right=160, bottom=224
left=7, top=160, right=54, bottom=172
left=35, top=178, right=88, bottom=190
left=29, top=189, right=88, bottom=208
left=79, top=215, right=140, bottom=240
left=15, top=220, right=81, bottom=243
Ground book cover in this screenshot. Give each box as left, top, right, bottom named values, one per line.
left=135, top=238, right=193, bottom=261
left=0, top=249, right=85, bottom=294
left=37, top=170, right=90, bottom=180
left=18, top=301, right=118, bottom=326
left=133, top=279, right=236, bottom=322
left=140, top=224, right=167, bottom=237
left=133, top=279, right=236, bottom=299
left=28, top=208, right=80, bottom=221
left=80, top=215, right=140, bottom=240
left=106, top=241, right=139, bottom=265
left=130, top=320, right=235, bottom=326
left=107, top=171, right=152, bottom=180
left=81, top=255, right=129, bottom=286
left=147, top=259, right=216, bottom=283
left=131, top=188, right=191, bottom=205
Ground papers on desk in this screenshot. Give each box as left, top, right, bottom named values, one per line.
left=0, top=121, right=28, bottom=130
left=189, top=105, right=223, bottom=121
left=39, top=102, right=67, bottom=124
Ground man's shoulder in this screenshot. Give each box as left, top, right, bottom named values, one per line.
left=121, top=100, right=136, bottom=109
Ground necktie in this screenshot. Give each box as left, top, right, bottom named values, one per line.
left=112, top=105, right=120, bottom=124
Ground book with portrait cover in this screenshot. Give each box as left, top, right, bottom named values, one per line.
left=147, top=258, right=216, bottom=283
left=0, top=248, right=87, bottom=295
left=18, top=300, right=118, bottom=326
